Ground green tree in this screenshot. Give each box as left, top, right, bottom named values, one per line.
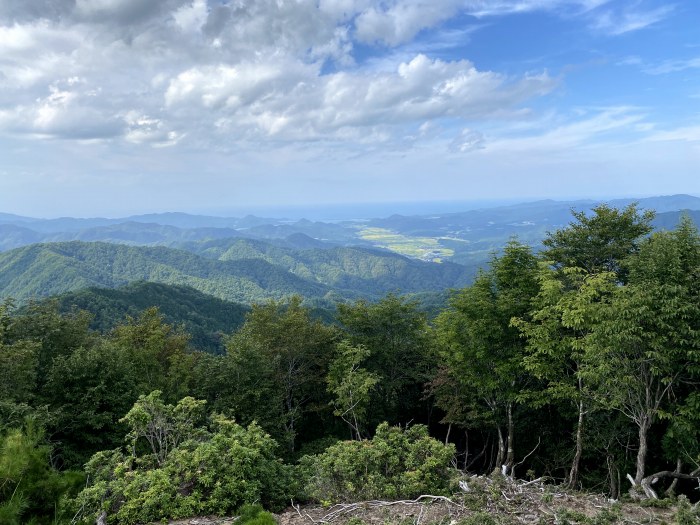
left=120, top=390, right=206, bottom=466
left=513, top=267, right=616, bottom=488
left=583, top=218, right=700, bottom=489
left=0, top=422, right=83, bottom=524
left=513, top=204, right=655, bottom=488
left=541, top=203, right=654, bottom=280
left=337, top=294, right=432, bottom=427
left=110, top=307, right=195, bottom=402
left=224, top=297, right=338, bottom=452
left=326, top=340, right=379, bottom=440
left=43, top=341, right=140, bottom=467
left=433, top=241, right=539, bottom=474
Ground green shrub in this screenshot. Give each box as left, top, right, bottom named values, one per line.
left=238, top=503, right=277, bottom=525
left=674, top=496, right=700, bottom=525
left=68, top=394, right=293, bottom=524
left=302, top=422, right=456, bottom=503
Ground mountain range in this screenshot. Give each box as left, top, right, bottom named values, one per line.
left=1, top=194, right=698, bottom=311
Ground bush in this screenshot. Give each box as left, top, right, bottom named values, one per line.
left=238, top=503, right=277, bottom=525
left=68, top=395, right=293, bottom=524
left=303, top=422, right=456, bottom=503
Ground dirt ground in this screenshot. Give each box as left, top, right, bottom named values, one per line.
left=164, top=477, right=692, bottom=525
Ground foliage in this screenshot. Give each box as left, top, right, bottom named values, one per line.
left=0, top=423, right=83, bottom=525
left=541, top=203, right=654, bottom=280
left=337, top=294, right=434, bottom=427
left=54, top=281, right=249, bottom=354
left=70, top=396, right=292, bottom=525
left=0, top=239, right=472, bottom=307
left=237, top=503, right=278, bottom=525
left=673, top=496, right=700, bottom=525
left=303, top=423, right=456, bottom=503
left=327, top=340, right=379, bottom=440
left=221, top=297, right=339, bottom=452
left=432, top=241, right=539, bottom=472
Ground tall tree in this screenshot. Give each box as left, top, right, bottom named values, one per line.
left=433, top=241, right=539, bottom=474
left=224, top=297, right=338, bottom=452
left=584, top=217, right=700, bottom=488
left=326, top=340, right=378, bottom=440
left=515, top=203, right=656, bottom=488
left=514, top=267, right=615, bottom=488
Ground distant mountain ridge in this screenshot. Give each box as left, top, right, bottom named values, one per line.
left=0, top=240, right=473, bottom=305
left=0, top=195, right=697, bottom=305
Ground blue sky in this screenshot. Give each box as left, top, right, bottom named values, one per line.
left=0, top=0, right=698, bottom=217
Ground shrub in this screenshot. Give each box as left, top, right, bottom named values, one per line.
left=303, top=422, right=456, bottom=503
left=68, top=394, right=293, bottom=524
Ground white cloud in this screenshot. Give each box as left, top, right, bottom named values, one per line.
left=450, top=128, right=485, bottom=152
left=590, top=3, right=674, bottom=35
left=485, top=107, right=648, bottom=152
left=355, top=0, right=463, bottom=46
left=164, top=54, right=555, bottom=142
left=643, top=57, right=700, bottom=75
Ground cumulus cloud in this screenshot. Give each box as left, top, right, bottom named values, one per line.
left=164, top=54, right=555, bottom=142
left=0, top=0, right=564, bottom=147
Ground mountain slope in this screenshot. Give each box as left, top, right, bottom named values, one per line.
left=53, top=282, right=250, bottom=354
left=179, top=237, right=475, bottom=295
left=0, top=241, right=331, bottom=304
left=0, top=240, right=472, bottom=305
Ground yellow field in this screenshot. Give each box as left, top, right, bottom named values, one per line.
left=357, top=227, right=454, bottom=262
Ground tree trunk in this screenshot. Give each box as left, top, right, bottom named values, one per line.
left=634, top=418, right=651, bottom=484
left=494, top=426, right=506, bottom=475
left=505, top=402, right=515, bottom=474
left=607, top=455, right=619, bottom=499
left=665, top=459, right=682, bottom=497
left=566, top=399, right=585, bottom=489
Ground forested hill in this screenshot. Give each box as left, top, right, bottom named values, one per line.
left=51, top=282, right=250, bottom=354
left=0, top=240, right=473, bottom=305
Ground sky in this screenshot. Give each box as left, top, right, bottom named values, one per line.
left=0, top=0, right=699, bottom=218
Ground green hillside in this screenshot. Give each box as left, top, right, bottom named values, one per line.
left=179, top=237, right=475, bottom=295
left=0, top=240, right=472, bottom=305
left=0, top=241, right=330, bottom=304
left=52, top=282, right=250, bottom=354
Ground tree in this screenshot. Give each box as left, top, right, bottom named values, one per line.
left=0, top=422, right=83, bottom=524
left=326, top=340, right=378, bottom=440
left=542, top=203, right=654, bottom=281
left=110, top=307, right=195, bottom=403
left=433, top=241, right=539, bottom=474
left=337, top=294, right=432, bottom=427
left=514, top=267, right=616, bottom=488
left=583, top=217, right=700, bottom=490
left=513, top=203, right=655, bottom=488
left=224, top=297, right=338, bottom=452
left=120, top=391, right=206, bottom=466
left=43, top=341, right=140, bottom=467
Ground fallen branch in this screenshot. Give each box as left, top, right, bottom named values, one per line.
left=640, top=467, right=700, bottom=499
